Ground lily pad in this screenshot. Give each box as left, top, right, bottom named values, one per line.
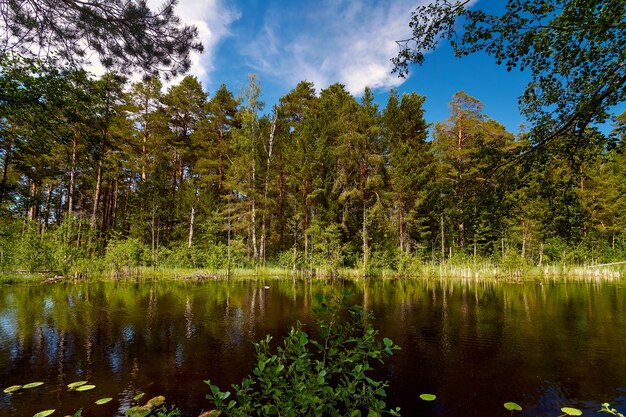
left=3, top=385, right=22, bottom=393
left=33, top=410, right=55, bottom=417
left=146, top=396, right=165, bottom=407
left=67, top=381, right=88, bottom=389
left=504, top=402, right=522, bottom=411
left=95, top=397, right=113, bottom=405
left=419, top=393, right=437, bottom=401
left=561, top=407, right=582, bottom=416
left=23, top=382, right=44, bottom=389
left=75, top=385, right=96, bottom=392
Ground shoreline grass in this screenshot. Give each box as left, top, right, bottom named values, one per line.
left=1, top=260, right=624, bottom=285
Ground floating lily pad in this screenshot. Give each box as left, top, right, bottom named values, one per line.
left=133, top=392, right=145, bottom=401
left=146, top=396, right=165, bottom=407
left=3, top=385, right=21, bottom=393
left=67, top=381, right=88, bottom=390
left=504, top=402, right=522, bottom=411
left=95, top=397, right=113, bottom=405
left=561, top=407, right=582, bottom=416
left=23, top=382, right=44, bottom=389
left=75, top=385, right=96, bottom=392
left=419, top=393, right=437, bottom=401
left=32, top=410, right=55, bottom=417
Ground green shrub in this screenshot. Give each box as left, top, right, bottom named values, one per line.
left=276, top=248, right=306, bottom=271
left=13, top=224, right=55, bottom=272
left=205, top=292, right=401, bottom=417
left=104, top=237, right=147, bottom=274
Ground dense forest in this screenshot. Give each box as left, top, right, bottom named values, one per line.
left=1, top=54, right=625, bottom=276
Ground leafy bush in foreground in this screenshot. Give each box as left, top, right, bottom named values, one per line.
left=205, top=292, right=401, bottom=417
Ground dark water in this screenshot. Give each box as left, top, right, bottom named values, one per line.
left=1, top=278, right=625, bottom=417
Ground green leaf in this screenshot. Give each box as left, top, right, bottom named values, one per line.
left=67, top=381, right=88, bottom=389
left=561, top=407, right=582, bottom=416
left=23, top=382, right=44, bottom=389
left=419, top=393, right=437, bottom=401
left=383, top=338, right=393, bottom=347
left=75, top=384, right=96, bottom=391
left=33, top=410, right=55, bottom=417
left=95, top=397, right=113, bottom=405
left=133, top=392, right=145, bottom=401
left=504, top=402, right=522, bottom=411
left=3, top=385, right=21, bottom=393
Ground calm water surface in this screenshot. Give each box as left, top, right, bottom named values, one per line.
left=0, top=278, right=625, bottom=416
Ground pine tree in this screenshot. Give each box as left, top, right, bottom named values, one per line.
left=1, top=0, right=203, bottom=77
left=383, top=90, right=433, bottom=255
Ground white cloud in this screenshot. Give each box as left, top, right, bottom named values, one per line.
left=164, top=0, right=240, bottom=83
left=241, top=0, right=428, bottom=95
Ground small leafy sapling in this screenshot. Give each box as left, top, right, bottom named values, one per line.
left=205, top=291, right=401, bottom=417
left=598, top=403, right=625, bottom=417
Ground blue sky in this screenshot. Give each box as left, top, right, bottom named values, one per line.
left=140, top=0, right=607, bottom=135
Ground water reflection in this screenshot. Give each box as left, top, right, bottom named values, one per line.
left=0, top=279, right=624, bottom=417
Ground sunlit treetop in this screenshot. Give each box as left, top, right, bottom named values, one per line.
left=393, top=0, right=626, bottom=147
left=0, top=0, right=203, bottom=79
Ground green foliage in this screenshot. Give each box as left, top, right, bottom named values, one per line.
left=159, top=242, right=238, bottom=270
left=13, top=225, right=55, bottom=272
left=599, top=403, right=625, bottom=417
left=396, top=0, right=626, bottom=147
left=308, top=222, right=344, bottom=275
left=2, top=52, right=626, bottom=278
left=205, top=292, right=401, bottom=417
left=104, top=237, right=147, bottom=274
left=1, top=0, right=202, bottom=77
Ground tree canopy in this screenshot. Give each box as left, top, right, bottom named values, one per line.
left=0, top=0, right=202, bottom=77
left=2, top=57, right=625, bottom=275
left=394, top=0, right=626, bottom=146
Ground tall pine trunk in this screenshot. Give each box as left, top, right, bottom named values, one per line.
left=260, top=112, right=277, bottom=264
left=0, top=137, right=13, bottom=206
left=68, top=134, right=78, bottom=215
left=188, top=206, right=195, bottom=248
left=28, top=180, right=38, bottom=222
left=91, top=160, right=102, bottom=229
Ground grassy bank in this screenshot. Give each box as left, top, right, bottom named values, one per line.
left=2, top=260, right=624, bottom=285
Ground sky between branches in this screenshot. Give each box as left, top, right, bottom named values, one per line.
left=130, top=0, right=537, bottom=133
